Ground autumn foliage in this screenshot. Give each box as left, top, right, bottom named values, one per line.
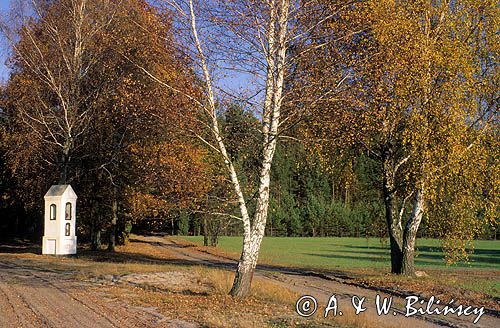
left=0, top=0, right=497, bottom=285
left=0, top=0, right=210, bottom=246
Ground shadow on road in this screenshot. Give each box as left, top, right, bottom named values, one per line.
left=0, top=240, right=41, bottom=255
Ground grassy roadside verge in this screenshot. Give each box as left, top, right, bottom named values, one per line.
left=0, top=240, right=349, bottom=328
left=173, top=236, right=500, bottom=310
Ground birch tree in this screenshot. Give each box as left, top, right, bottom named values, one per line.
left=2, top=0, right=208, bottom=248
left=303, top=0, right=498, bottom=275
left=148, top=0, right=331, bottom=297
left=191, top=0, right=291, bottom=297
left=0, top=0, right=115, bottom=183
left=380, top=0, right=498, bottom=275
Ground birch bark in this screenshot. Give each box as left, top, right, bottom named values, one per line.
left=186, top=0, right=290, bottom=297
left=401, top=187, right=425, bottom=275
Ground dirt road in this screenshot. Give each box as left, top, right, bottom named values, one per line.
left=0, top=259, right=192, bottom=328
left=0, top=236, right=498, bottom=328
left=131, top=235, right=499, bottom=328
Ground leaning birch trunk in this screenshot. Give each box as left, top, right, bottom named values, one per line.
left=188, top=0, right=251, bottom=294
left=401, top=187, right=425, bottom=276
left=187, top=0, right=289, bottom=297
left=230, top=132, right=278, bottom=297
left=230, top=0, right=290, bottom=298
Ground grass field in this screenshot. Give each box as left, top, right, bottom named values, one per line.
left=177, top=236, right=500, bottom=299
left=177, top=236, right=500, bottom=271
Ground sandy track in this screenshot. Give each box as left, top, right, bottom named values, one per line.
left=0, top=237, right=497, bottom=328
left=0, top=260, right=162, bottom=328
left=133, top=235, right=499, bottom=328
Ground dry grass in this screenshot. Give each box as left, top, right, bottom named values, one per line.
left=322, top=304, right=434, bottom=328
left=0, top=242, right=347, bottom=327
left=103, top=281, right=333, bottom=328
left=353, top=267, right=500, bottom=311
left=194, top=267, right=300, bottom=305
left=187, top=268, right=414, bottom=328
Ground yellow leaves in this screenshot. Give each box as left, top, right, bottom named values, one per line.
left=302, top=0, right=498, bottom=263
left=425, top=132, right=498, bottom=264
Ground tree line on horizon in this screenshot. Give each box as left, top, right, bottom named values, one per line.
left=0, top=0, right=498, bottom=297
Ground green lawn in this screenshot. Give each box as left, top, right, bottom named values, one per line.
left=177, top=236, right=500, bottom=271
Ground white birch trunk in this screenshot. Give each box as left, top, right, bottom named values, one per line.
left=229, top=0, right=290, bottom=298
left=186, top=0, right=290, bottom=297
left=401, top=187, right=425, bottom=276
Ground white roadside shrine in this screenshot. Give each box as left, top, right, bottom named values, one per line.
left=42, top=184, right=77, bottom=255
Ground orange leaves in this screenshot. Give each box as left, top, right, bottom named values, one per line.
left=128, top=191, right=170, bottom=222
left=2, top=0, right=211, bottom=235
left=126, top=139, right=211, bottom=222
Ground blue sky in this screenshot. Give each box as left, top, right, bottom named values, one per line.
left=0, top=0, right=8, bottom=11
left=0, top=0, right=253, bottom=102
left=0, top=0, right=11, bottom=82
